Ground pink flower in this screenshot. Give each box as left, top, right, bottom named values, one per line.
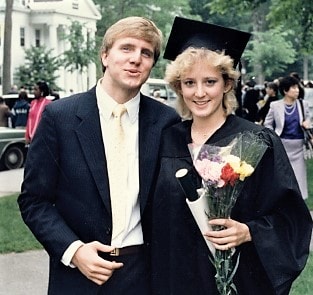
left=194, top=159, right=225, bottom=187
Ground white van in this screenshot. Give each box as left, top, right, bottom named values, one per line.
left=141, top=78, right=177, bottom=107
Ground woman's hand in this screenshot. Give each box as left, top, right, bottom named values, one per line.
left=302, top=119, right=311, bottom=129
left=204, top=218, right=251, bottom=251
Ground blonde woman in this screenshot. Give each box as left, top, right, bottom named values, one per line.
left=151, top=17, right=312, bottom=295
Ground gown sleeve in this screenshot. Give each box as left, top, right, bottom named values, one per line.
left=239, top=128, right=312, bottom=294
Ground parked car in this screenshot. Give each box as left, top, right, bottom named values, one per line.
left=0, top=127, right=26, bottom=170
left=2, top=93, right=33, bottom=109
left=141, top=78, right=177, bottom=107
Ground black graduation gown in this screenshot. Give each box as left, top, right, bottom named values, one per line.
left=151, top=115, right=312, bottom=295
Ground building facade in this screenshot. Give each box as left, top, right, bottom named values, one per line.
left=0, top=0, right=101, bottom=96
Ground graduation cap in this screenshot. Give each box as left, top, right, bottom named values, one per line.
left=163, top=17, right=251, bottom=67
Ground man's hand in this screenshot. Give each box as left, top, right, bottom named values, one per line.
left=71, top=241, right=123, bottom=285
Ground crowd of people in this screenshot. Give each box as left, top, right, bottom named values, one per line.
left=0, top=15, right=309, bottom=295
left=240, top=73, right=312, bottom=200
left=0, top=82, right=60, bottom=144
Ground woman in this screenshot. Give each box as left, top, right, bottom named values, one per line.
left=25, top=81, right=52, bottom=144
left=264, top=76, right=311, bottom=199
left=257, top=81, right=279, bottom=125
left=151, top=17, right=312, bottom=295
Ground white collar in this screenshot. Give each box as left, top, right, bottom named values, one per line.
left=96, top=78, right=140, bottom=123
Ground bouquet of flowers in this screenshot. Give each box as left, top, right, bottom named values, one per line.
left=177, top=131, right=268, bottom=295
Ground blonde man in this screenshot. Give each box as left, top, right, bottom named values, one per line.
left=18, top=16, right=180, bottom=294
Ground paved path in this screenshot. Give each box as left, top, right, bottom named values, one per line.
left=0, top=168, right=23, bottom=197
left=0, top=250, right=48, bottom=295
left=0, top=169, right=49, bottom=294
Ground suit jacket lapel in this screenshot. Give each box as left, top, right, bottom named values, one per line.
left=74, top=88, right=111, bottom=214
left=138, top=97, right=161, bottom=213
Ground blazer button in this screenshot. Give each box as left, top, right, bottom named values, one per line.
left=105, top=227, right=111, bottom=235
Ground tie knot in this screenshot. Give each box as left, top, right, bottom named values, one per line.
left=113, top=104, right=127, bottom=118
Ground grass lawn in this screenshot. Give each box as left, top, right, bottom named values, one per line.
left=0, top=159, right=312, bottom=293
left=305, top=159, right=313, bottom=209
left=0, top=194, right=42, bottom=253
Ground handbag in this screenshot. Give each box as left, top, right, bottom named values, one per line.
left=299, top=99, right=313, bottom=159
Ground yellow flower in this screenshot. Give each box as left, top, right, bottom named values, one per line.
left=238, top=161, right=254, bottom=180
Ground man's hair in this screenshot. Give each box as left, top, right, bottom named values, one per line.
left=165, top=47, right=240, bottom=119
left=100, top=16, right=163, bottom=72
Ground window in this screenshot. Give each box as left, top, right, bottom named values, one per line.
left=20, top=27, right=25, bottom=47
left=35, top=29, right=40, bottom=47
left=72, top=0, right=79, bottom=9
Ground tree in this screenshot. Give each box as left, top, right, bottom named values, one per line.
left=14, top=46, right=62, bottom=91
left=61, top=20, right=99, bottom=90
left=244, top=27, right=296, bottom=81
left=2, top=0, right=13, bottom=94
left=61, top=21, right=98, bottom=72
left=267, top=0, right=313, bottom=80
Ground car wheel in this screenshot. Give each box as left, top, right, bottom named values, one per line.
left=3, top=145, right=25, bottom=170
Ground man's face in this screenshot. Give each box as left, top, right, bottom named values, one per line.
left=101, top=37, right=155, bottom=97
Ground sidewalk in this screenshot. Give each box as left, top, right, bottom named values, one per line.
left=0, top=169, right=48, bottom=294
left=0, top=168, right=23, bottom=197
left=0, top=250, right=48, bottom=295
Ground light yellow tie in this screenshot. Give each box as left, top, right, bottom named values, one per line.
left=107, top=104, right=127, bottom=240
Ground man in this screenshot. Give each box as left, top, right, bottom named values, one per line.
left=0, top=96, right=12, bottom=127
left=18, top=16, right=180, bottom=294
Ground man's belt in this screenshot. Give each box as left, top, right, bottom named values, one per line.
left=110, top=245, right=143, bottom=256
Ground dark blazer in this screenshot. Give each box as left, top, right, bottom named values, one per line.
left=18, top=87, right=180, bottom=294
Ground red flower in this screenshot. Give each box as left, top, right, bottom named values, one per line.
left=220, top=163, right=239, bottom=186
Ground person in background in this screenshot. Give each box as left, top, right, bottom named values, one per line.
left=256, top=81, right=279, bottom=125
left=242, top=79, right=261, bottom=122
left=264, top=76, right=311, bottom=199
left=11, top=91, right=30, bottom=128
left=290, top=71, right=305, bottom=99
left=7, top=84, right=19, bottom=94
left=152, top=88, right=166, bottom=104
left=151, top=17, right=312, bottom=295
left=50, top=89, right=60, bottom=101
left=25, top=81, right=52, bottom=144
left=18, top=16, right=180, bottom=295
left=0, top=96, right=12, bottom=127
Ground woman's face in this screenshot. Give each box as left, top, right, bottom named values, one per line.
left=266, top=87, right=275, bottom=97
left=180, top=61, right=230, bottom=120
left=33, top=85, right=41, bottom=98
left=285, top=84, right=299, bottom=100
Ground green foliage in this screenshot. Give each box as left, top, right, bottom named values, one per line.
left=244, top=26, right=296, bottom=80
left=14, top=46, right=62, bottom=91
left=207, top=0, right=267, bottom=15
left=306, top=159, right=313, bottom=210
left=268, top=0, right=313, bottom=54
left=61, top=20, right=99, bottom=74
